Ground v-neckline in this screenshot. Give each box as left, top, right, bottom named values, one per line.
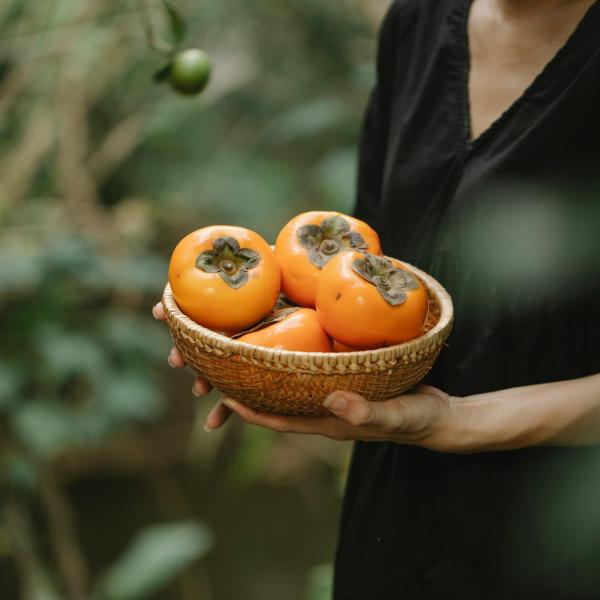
left=458, top=0, right=600, bottom=152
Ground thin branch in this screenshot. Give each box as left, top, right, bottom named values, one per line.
left=135, top=430, right=212, bottom=600
left=88, top=113, right=146, bottom=182
left=0, top=6, right=141, bottom=44
left=138, top=0, right=174, bottom=53
left=39, top=470, right=90, bottom=600
left=55, top=62, right=126, bottom=257
left=0, top=106, right=55, bottom=217
left=0, top=63, right=28, bottom=117
left=3, top=495, right=43, bottom=600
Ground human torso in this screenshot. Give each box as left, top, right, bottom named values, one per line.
left=335, top=2, right=600, bottom=598
left=468, top=0, right=598, bottom=140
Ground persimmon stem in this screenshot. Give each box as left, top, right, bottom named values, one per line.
left=221, top=260, right=237, bottom=274
left=320, top=239, right=339, bottom=255
left=297, top=215, right=368, bottom=269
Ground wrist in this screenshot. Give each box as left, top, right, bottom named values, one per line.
left=417, top=393, right=475, bottom=453
left=449, top=394, right=502, bottom=452
left=424, top=393, right=527, bottom=453
left=421, top=374, right=600, bottom=452
left=448, top=390, right=558, bottom=452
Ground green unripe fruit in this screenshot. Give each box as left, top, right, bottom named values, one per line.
left=168, top=49, right=212, bottom=95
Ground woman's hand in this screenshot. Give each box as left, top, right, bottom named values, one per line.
left=153, top=300, right=600, bottom=450
left=221, top=385, right=461, bottom=452
left=221, top=371, right=600, bottom=451
left=152, top=300, right=460, bottom=447
left=152, top=300, right=461, bottom=448
left=152, top=302, right=235, bottom=430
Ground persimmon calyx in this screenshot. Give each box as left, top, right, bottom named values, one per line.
left=297, top=215, right=367, bottom=268
left=196, top=236, right=260, bottom=289
left=352, top=254, right=419, bottom=306
left=231, top=306, right=299, bottom=339
left=272, top=293, right=298, bottom=311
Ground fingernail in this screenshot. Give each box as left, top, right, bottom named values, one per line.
left=167, top=347, right=180, bottom=367
left=192, top=381, right=206, bottom=396
left=203, top=423, right=214, bottom=433
left=222, top=397, right=236, bottom=409
left=323, top=392, right=348, bottom=412
left=152, top=303, right=161, bottom=319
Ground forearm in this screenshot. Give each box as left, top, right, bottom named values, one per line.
left=450, top=372, right=600, bottom=452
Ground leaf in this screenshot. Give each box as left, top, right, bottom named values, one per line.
left=225, top=426, right=275, bottom=488
left=100, top=313, right=171, bottom=361
left=43, top=235, right=97, bottom=274
left=315, top=147, right=357, bottom=213
left=5, top=453, right=39, bottom=491
left=0, top=361, right=21, bottom=410
left=100, top=372, right=164, bottom=423
left=305, top=563, right=333, bottom=600
left=271, top=98, right=349, bottom=142
left=153, top=60, right=172, bottom=83
left=231, top=306, right=299, bottom=339
left=74, top=405, right=115, bottom=443
left=0, top=245, right=42, bottom=292
left=161, top=0, right=187, bottom=46
left=29, top=566, right=62, bottom=600
left=96, top=521, right=212, bottom=600
left=106, top=254, right=169, bottom=295
left=193, top=154, right=298, bottom=240
left=37, top=328, right=106, bottom=383
left=13, top=401, right=81, bottom=458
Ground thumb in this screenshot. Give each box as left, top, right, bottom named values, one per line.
left=323, top=390, right=387, bottom=428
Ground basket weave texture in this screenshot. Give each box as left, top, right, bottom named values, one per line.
left=162, top=261, right=453, bottom=415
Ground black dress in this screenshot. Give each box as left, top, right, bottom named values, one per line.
left=334, top=1, right=600, bottom=598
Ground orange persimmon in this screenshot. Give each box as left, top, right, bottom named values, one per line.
left=315, top=251, right=428, bottom=350
left=275, top=211, right=382, bottom=307
left=236, top=308, right=333, bottom=352
left=332, top=339, right=358, bottom=352
left=168, top=226, right=280, bottom=333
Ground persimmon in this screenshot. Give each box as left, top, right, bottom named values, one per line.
left=332, top=339, right=358, bottom=352
left=315, top=252, right=428, bottom=350
left=236, top=308, right=333, bottom=352
left=275, top=211, right=382, bottom=307
left=168, top=226, right=280, bottom=333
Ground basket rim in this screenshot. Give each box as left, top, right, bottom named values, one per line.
left=162, top=259, right=453, bottom=367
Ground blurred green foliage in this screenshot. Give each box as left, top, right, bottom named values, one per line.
left=0, top=0, right=382, bottom=597
left=96, top=522, right=213, bottom=600
left=305, top=564, right=334, bottom=600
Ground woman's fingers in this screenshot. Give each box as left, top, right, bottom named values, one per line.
left=167, top=346, right=186, bottom=368
left=222, top=397, right=346, bottom=439
left=323, top=390, right=392, bottom=428
left=154, top=299, right=392, bottom=439
left=152, top=302, right=166, bottom=321
left=192, top=377, right=212, bottom=396
left=205, top=398, right=233, bottom=430
left=153, top=300, right=213, bottom=403
left=153, top=302, right=186, bottom=368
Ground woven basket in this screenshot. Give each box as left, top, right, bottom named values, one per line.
left=162, top=261, right=453, bottom=415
